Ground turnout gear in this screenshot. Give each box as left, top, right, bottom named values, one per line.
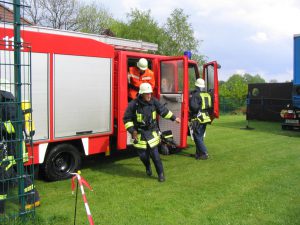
left=189, top=89, right=212, bottom=124
left=189, top=86, right=212, bottom=159
left=0, top=90, right=40, bottom=214
left=21, top=101, right=35, bottom=138
left=128, top=65, right=155, bottom=99
left=123, top=93, right=177, bottom=181
left=124, top=95, right=176, bottom=150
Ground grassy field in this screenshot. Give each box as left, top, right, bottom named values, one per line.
left=32, top=115, right=300, bottom=225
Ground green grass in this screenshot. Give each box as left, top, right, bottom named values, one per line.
left=32, top=115, right=300, bottom=225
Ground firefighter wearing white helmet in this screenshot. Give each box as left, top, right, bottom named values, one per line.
left=128, top=58, right=155, bottom=100
left=189, top=78, right=212, bottom=160
left=0, top=80, right=40, bottom=214
left=123, top=83, right=180, bottom=182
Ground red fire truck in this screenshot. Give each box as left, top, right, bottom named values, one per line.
left=0, top=24, right=219, bottom=181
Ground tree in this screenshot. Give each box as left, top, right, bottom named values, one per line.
left=24, top=0, right=44, bottom=25
left=111, top=8, right=168, bottom=54
left=163, top=9, right=200, bottom=58
left=77, top=2, right=115, bottom=34
left=244, top=73, right=265, bottom=84
left=25, top=0, right=80, bottom=30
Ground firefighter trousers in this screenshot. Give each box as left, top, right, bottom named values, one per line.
left=0, top=167, right=40, bottom=213
left=192, top=123, right=208, bottom=157
left=137, top=145, right=164, bottom=176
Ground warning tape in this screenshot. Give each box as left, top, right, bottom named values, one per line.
left=71, top=171, right=94, bottom=225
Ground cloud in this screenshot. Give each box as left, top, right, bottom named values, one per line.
left=248, top=32, right=269, bottom=43
left=188, top=0, right=300, bottom=40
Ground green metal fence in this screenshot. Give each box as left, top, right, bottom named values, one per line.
left=219, top=96, right=246, bottom=114
left=0, top=1, right=36, bottom=223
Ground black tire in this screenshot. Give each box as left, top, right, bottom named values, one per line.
left=42, top=143, right=81, bottom=181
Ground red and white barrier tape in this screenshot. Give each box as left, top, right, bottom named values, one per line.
left=71, top=172, right=94, bottom=225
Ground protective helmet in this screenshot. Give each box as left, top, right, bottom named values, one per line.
left=139, top=83, right=153, bottom=94
left=137, top=58, right=148, bottom=71
left=195, top=78, right=205, bottom=88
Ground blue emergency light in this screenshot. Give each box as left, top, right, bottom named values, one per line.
left=184, top=51, right=192, bottom=59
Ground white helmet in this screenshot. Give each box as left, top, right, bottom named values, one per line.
left=139, top=83, right=153, bottom=94
left=195, top=78, right=205, bottom=88
left=137, top=58, right=148, bottom=71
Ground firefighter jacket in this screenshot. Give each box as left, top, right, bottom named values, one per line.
left=128, top=67, right=155, bottom=99
left=189, top=87, right=212, bottom=124
left=123, top=95, right=176, bottom=149
left=0, top=91, right=28, bottom=163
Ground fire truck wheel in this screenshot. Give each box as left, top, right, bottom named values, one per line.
left=43, top=144, right=82, bottom=181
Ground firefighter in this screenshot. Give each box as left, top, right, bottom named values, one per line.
left=189, top=78, right=212, bottom=160
left=0, top=89, right=40, bottom=214
left=128, top=58, right=155, bottom=100
left=123, top=83, right=180, bottom=182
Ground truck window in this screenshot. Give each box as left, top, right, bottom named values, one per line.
left=160, top=60, right=183, bottom=94
left=204, top=64, right=215, bottom=92
left=188, top=63, right=199, bottom=90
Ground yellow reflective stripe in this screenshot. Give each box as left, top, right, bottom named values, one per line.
left=0, top=194, right=7, bottom=200
left=4, top=120, right=15, bottom=134
left=22, top=140, right=28, bottom=163
left=149, top=139, right=160, bottom=148
left=200, top=93, right=212, bottom=110
left=164, top=111, right=173, bottom=119
left=133, top=133, right=147, bottom=149
left=152, top=111, right=156, bottom=120
left=2, top=155, right=16, bottom=171
left=148, top=131, right=160, bottom=148
left=24, top=184, right=34, bottom=193
left=164, top=135, right=173, bottom=139
left=125, top=121, right=134, bottom=129
left=136, top=113, right=143, bottom=122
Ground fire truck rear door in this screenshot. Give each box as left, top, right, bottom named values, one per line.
left=203, top=61, right=220, bottom=119
left=158, top=57, right=188, bottom=148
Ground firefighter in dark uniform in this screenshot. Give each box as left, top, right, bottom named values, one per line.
left=0, top=89, right=40, bottom=214
left=189, top=78, right=212, bottom=160
left=123, top=83, right=180, bottom=182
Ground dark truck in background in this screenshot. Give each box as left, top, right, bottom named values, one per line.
left=281, top=34, right=300, bottom=130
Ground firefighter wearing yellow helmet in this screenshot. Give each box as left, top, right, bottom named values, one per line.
left=123, top=83, right=181, bottom=182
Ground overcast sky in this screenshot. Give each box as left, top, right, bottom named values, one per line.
left=97, top=0, right=300, bottom=82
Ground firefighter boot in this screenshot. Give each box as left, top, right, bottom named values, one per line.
left=146, top=166, right=152, bottom=176
left=0, top=201, right=5, bottom=215
left=25, top=190, right=40, bottom=210
left=158, top=173, right=165, bottom=182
